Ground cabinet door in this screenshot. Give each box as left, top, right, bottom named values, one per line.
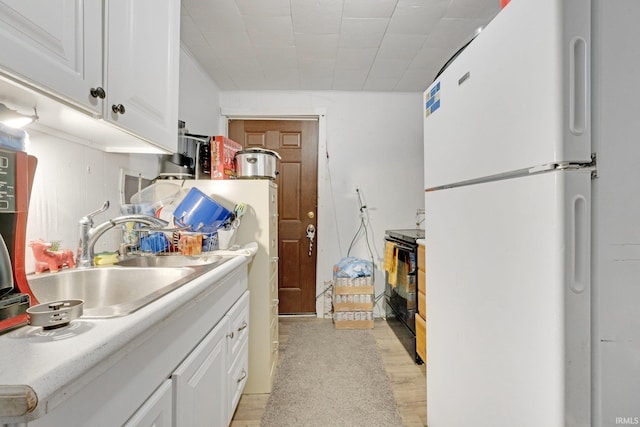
left=226, top=291, right=250, bottom=361
left=227, top=339, right=249, bottom=424
left=173, top=318, right=228, bottom=427
left=123, top=379, right=173, bottom=427
left=0, top=0, right=102, bottom=114
left=105, top=0, right=179, bottom=152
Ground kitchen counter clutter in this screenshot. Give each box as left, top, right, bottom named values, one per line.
left=0, top=249, right=254, bottom=427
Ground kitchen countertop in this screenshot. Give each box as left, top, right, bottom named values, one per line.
left=0, top=249, right=252, bottom=423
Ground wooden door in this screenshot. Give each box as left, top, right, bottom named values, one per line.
left=229, top=120, right=318, bottom=314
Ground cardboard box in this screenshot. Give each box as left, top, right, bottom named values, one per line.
left=332, top=276, right=374, bottom=328
left=333, top=311, right=374, bottom=329
left=210, top=136, right=242, bottom=179
left=333, top=293, right=374, bottom=312
left=333, top=275, right=373, bottom=287
left=333, top=280, right=374, bottom=312
left=333, top=284, right=374, bottom=296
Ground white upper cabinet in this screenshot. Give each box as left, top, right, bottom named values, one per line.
left=104, top=0, right=180, bottom=151
left=0, top=0, right=103, bottom=114
left=0, top=0, right=180, bottom=153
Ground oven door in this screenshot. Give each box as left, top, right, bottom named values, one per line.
left=385, top=240, right=417, bottom=332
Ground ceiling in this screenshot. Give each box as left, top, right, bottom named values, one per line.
left=180, top=0, right=501, bottom=92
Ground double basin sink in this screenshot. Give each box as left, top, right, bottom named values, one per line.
left=27, top=254, right=230, bottom=319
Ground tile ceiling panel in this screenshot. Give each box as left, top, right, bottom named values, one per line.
left=386, top=0, right=449, bottom=35
left=343, top=0, right=397, bottom=18
left=335, top=47, right=377, bottom=70
left=235, top=0, right=291, bottom=16
left=294, top=33, right=340, bottom=54
left=256, top=47, right=298, bottom=68
left=244, top=15, right=295, bottom=47
left=377, top=34, right=429, bottom=60
left=368, top=58, right=411, bottom=79
left=181, top=0, right=501, bottom=92
left=339, top=18, right=389, bottom=49
left=291, top=0, right=343, bottom=34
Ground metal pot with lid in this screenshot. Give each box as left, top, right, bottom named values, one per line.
left=235, top=148, right=281, bottom=180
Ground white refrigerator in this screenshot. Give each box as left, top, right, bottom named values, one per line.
left=423, top=0, right=640, bottom=426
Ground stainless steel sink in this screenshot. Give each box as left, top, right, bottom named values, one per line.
left=26, top=261, right=227, bottom=318
left=116, top=254, right=226, bottom=268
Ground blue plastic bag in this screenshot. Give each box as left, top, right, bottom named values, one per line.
left=332, top=257, right=373, bottom=278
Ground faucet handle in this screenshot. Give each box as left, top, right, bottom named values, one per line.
left=83, top=201, right=110, bottom=222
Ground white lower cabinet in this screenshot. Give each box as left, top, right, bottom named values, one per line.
left=123, top=380, right=173, bottom=427
left=227, top=339, right=248, bottom=424
left=14, top=263, right=249, bottom=427
left=172, top=317, right=228, bottom=426
left=224, top=292, right=250, bottom=424
left=172, top=290, right=250, bottom=427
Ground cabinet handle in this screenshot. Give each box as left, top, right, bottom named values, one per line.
left=227, top=331, right=234, bottom=339
left=89, top=87, right=106, bottom=99
left=112, top=104, right=126, bottom=114
left=237, top=369, right=247, bottom=383
left=272, top=340, right=279, bottom=353
left=237, top=321, right=248, bottom=332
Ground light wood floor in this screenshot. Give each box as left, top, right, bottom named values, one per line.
left=230, top=317, right=427, bottom=427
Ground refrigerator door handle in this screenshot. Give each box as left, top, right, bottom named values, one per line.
left=569, top=37, right=588, bottom=135
left=569, top=193, right=589, bottom=294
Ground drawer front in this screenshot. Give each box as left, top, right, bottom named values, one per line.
left=418, top=267, right=426, bottom=293
left=270, top=256, right=279, bottom=280
left=416, top=313, right=426, bottom=364
left=227, top=291, right=250, bottom=361
left=418, top=244, right=425, bottom=270
left=270, top=212, right=278, bottom=237
left=227, top=339, right=249, bottom=424
left=270, top=316, right=279, bottom=364
left=418, top=289, right=426, bottom=317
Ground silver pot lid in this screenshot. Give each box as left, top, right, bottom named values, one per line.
left=235, top=148, right=281, bottom=159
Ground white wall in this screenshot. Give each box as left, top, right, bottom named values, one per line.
left=24, top=130, right=159, bottom=273
left=220, top=91, right=424, bottom=316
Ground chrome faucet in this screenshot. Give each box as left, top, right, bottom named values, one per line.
left=76, top=201, right=168, bottom=268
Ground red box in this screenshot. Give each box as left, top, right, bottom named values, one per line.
left=210, top=136, right=242, bottom=179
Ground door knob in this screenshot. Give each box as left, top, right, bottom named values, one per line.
left=307, top=211, right=315, bottom=219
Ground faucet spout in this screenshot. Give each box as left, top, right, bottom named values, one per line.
left=77, top=204, right=168, bottom=268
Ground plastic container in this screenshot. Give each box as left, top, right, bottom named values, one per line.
left=173, top=187, right=232, bottom=231
left=139, top=232, right=170, bottom=253
left=131, top=182, right=185, bottom=212
left=217, top=228, right=236, bottom=249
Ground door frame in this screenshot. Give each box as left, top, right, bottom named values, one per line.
left=220, top=107, right=327, bottom=317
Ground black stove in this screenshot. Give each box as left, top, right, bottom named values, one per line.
left=384, top=228, right=424, bottom=364
left=386, top=229, right=424, bottom=244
